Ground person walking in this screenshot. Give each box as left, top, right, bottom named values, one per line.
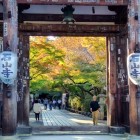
left=44, top=98, right=48, bottom=110
left=49, top=99, right=53, bottom=110
left=33, top=99, right=42, bottom=121
left=58, top=99, right=62, bottom=110
left=53, top=99, right=56, bottom=109
left=90, top=95, right=100, bottom=125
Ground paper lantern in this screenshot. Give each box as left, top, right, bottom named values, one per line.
left=0, top=51, right=17, bottom=84
left=127, top=53, right=140, bottom=85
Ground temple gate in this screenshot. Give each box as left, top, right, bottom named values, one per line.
left=0, top=0, right=140, bottom=136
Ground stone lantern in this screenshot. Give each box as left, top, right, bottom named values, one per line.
left=98, top=94, right=106, bottom=120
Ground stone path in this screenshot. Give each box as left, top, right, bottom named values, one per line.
left=41, top=106, right=106, bottom=126
left=42, top=109, right=79, bottom=126
left=30, top=105, right=108, bottom=133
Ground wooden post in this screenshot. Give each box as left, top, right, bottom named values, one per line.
left=116, top=35, right=129, bottom=128
left=107, top=37, right=117, bottom=126
left=16, top=35, right=31, bottom=134
left=22, top=35, right=30, bottom=126
left=2, top=0, right=18, bottom=135
left=128, top=0, right=139, bottom=135
left=17, top=35, right=24, bottom=125
left=115, top=36, right=121, bottom=126
left=106, top=37, right=109, bottom=125
left=18, top=35, right=29, bottom=126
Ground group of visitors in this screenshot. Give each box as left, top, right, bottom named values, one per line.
left=33, top=95, right=100, bottom=126
left=43, top=98, right=62, bottom=110
left=33, top=98, right=62, bottom=121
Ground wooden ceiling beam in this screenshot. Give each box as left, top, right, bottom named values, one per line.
left=17, top=0, right=128, bottom=6
left=0, top=23, right=126, bottom=37
left=19, top=23, right=124, bottom=32
left=20, top=32, right=117, bottom=37
left=19, top=14, right=117, bottom=23
left=19, top=24, right=124, bottom=34
left=0, top=13, right=127, bottom=24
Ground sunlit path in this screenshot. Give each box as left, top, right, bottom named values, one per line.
left=41, top=105, right=106, bottom=126
left=29, top=105, right=108, bottom=134
left=42, top=109, right=79, bottom=126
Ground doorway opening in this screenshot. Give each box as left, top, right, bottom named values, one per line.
left=29, top=36, right=107, bottom=132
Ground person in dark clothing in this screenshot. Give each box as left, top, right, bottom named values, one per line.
left=90, top=95, right=100, bottom=125
left=49, top=100, right=53, bottom=110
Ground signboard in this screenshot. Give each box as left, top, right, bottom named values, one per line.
left=127, top=53, right=140, bottom=85
left=0, top=51, right=17, bottom=84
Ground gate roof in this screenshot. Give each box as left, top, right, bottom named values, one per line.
left=0, top=0, right=127, bottom=36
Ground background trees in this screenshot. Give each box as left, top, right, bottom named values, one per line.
left=30, top=36, right=106, bottom=111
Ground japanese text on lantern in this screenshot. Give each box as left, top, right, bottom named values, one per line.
left=0, top=51, right=17, bottom=84
left=1, top=53, right=13, bottom=78
left=127, top=53, right=140, bottom=85
left=130, top=55, right=140, bottom=79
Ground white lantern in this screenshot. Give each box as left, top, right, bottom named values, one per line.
left=0, top=51, right=17, bottom=84
left=127, top=53, right=140, bottom=85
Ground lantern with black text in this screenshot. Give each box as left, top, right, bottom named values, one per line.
left=127, top=53, right=140, bottom=85
left=0, top=51, right=17, bottom=84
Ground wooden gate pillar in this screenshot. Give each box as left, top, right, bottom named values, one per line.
left=115, top=34, right=130, bottom=132
left=128, top=1, right=140, bottom=135
left=17, top=35, right=24, bottom=125
left=107, top=37, right=117, bottom=126
left=16, top=35, right=31, bottom=134
left=22, top=35, right=30, bottom=126
left=2, top=0, right=18, bottom=135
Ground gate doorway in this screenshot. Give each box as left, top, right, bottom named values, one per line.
left=29, top=36, right=108, bottom=133
left=0, top=0, right=140, bottom=136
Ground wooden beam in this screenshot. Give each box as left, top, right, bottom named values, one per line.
left=19, top=14, right=117, bottom=23
left=0, top=13, right=127, bottom=24
left=19, top=23, right=123, bottom=33
left=0, top=23, right=126, bottom=37
left=0, top=23, right=125, bottom=36
left=17, top=0, right=128, bottom=6
left=21, top=32, right=117, bottom=37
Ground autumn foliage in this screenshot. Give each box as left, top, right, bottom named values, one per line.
left=30, top=36, right=106, bottom=111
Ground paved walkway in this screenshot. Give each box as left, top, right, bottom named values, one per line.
left=42, top=109, right=79, bottom=126
left=29, top=105, right=108, bottom=134
left=1, top=105, right=139, bottom=140
left=30, top=105, right=106, bottom=127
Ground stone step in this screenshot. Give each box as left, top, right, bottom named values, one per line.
left=32, top=125, right=109, bottom=133
left=32, top=131, right=109, bottom=135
